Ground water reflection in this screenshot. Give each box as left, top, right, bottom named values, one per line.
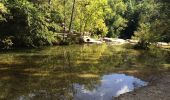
left=0, top=44, right=169, bottom=100
left=74, top=74, right=147, bottom=100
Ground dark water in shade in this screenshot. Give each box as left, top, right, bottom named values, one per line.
left=0, top=44, right=169, bottom=100
left=74, top=74, right=147, bottom=100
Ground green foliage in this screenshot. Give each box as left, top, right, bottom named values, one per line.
left=156, top=0, right=170, bottom=42
left=0, top=0, right=169, bottom=48
left=0, top=0, right=58, bottom=47
left=105, top=0, right=127, bottom=37
left=134, top=0, right=161, bottom=43
left=133, top=0, right=170, bottom=48
left=0, top=3, right=8, bottom=21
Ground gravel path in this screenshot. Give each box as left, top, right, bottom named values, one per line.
left=115, top=73, right=170, bottom=100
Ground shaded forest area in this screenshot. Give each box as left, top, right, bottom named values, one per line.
left=0, top=0, right=169, bottom=48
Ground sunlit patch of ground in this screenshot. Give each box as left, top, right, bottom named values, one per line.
left=78, top=73, right=99, bottom=78
left=0, top=76, right=11, bottom=80
left=118, top=70, right=140, bottom=75
left=161, top=45, right=170, bottom=49
left=75, top=60, right=99, bottom=65
left=31, top=71, right=50, bottom=77
left=0, top=67, right=9, bottom=71
left=23, top=68, right=36, bottom=72
left=163, top=64, right=170, bottom=68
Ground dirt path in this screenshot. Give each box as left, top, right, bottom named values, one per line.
left=115, top=73, right=170, bottom=100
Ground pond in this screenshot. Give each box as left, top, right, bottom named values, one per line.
left=0, top=44, right=170, bottom=100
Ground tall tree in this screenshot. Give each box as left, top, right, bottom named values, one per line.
left=69, top=0, right=76, bottom=33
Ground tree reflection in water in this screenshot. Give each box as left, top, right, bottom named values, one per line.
left=0, top=44, right=169, bottom=100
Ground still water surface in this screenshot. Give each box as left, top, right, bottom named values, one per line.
left=0, top=44, right=169, bottom=100
left=74, top=74, right=147, bottom=100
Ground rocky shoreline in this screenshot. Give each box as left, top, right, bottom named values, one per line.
left=115, top=73, right=170, bottom=100
left=81, top=36, right=170, bottom=48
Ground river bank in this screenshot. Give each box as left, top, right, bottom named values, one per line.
left=115, top=72, right=170, bottom=100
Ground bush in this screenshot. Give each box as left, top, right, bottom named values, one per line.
left=0, top=36, right=13, bottom=49
left=0, top=0, right=57, bottom=48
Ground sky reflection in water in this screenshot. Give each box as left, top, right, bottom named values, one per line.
left=0, top=45, right=169, bottom=100
left=74, top=74, right=148, bottom=100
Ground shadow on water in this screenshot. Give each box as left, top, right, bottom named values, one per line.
left=0, top=44, right=169, bottom=100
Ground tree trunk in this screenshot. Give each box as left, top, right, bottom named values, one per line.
left=64, top=0, right=66, bottom=32
left=49, top=0, right=52, bottom=5
left=69, top=0, right=76, bottom=33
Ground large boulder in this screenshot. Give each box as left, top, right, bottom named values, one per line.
left=103, top=38, right=128, bottom=45
left=81, top=36, right=103, bottom=44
